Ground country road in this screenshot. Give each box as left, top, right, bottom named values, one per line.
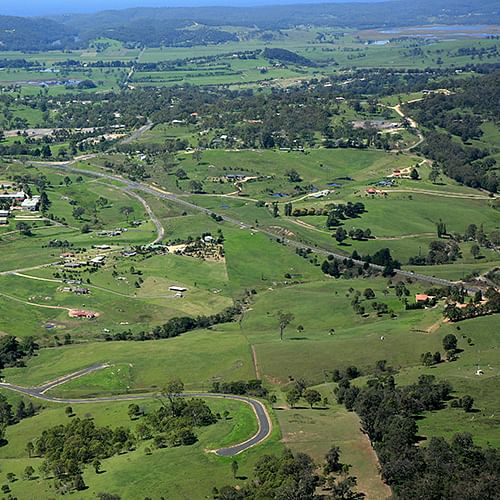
left=0, top=364, right=272, bottom=457
left=29, top=158, right=479, bottom=291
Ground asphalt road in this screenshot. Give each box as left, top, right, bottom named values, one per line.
left=30, top=158, right=476, bottom=291
left=0, top=364, right=272, bottom=456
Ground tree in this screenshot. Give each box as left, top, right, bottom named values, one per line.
left=324, top=445, right=342, bottom=474
left=23, top=466, right=35, bottom=480
left=26, top=441, right=34, bottom=458
left=470, top=244, right=480, bottom=259
left=363, top=288, right=375, bottom=300
left=175, top=168, right=188, bottom=180
left=92, top=458, right=101, bottom=474
left=303, top=389, right=321, bottom=408
left=162, top=379, right=184, bottom=415
left=410, top=168, right=419, bottom=180
left=189, top=180, right=203, bottom=193
left=464, top=224, right=477, bottom=240
left=335, top=227, right=347, bottom=245
left=231, top=460, right=239, bottom=479
left=428, top=166, right=440, bottom=183
left=120, top=206, right=134, bottom=221
left=286, top=388, right=301, bottom=408
left=73, top=473, right=86, bottom=491
left=16, top=221, right=32, bottom=236
left=443, top=334, right=458, bottom=352
left=128, top=403, right=141, bottom=420
left=285, top=169, right=302, bottom=182
left=41, top=144, right=52, bottom=158
left=193, top=149, right=202, bottom=164
left=461, top=395, right=474, bottom=412
left=39, top=191, right=50, bottom=212
left=65, top=406, right=73, bottom=417
left=436, top=220, right=447, bottom=238
left=72, top=206, right=85, bottom=220
left=277, top=310, right=294, bottom=341
left=63, top=176, right=72, bottom=186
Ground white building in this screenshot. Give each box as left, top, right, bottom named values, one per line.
left=20, top=196, right=40, bottom=211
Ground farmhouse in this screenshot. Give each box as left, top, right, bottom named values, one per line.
left=69, top=309, right=97, bottom=319
left=20, top=196, right=40, bottom=211
left=415, top=294, right=435, bottom=302
left=90, top=255, right=106, bottom=265
left=169, top=286, right=188, bottom=292
left=366, top=187, right=386, bottom=196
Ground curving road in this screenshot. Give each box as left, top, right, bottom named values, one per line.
left=0, top=364, right=272, bottom=457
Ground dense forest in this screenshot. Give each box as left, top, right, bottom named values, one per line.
left=410, top=72, right=500, bottom=192
left=335, top=369, right=500, bottom=498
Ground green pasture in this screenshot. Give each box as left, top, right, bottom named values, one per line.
left=3, top=328, right=254, bottom=391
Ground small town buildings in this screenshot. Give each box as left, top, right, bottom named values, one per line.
left=0, top=217, right=7, bottom=225
left=90, top=255, right=106, bottom=265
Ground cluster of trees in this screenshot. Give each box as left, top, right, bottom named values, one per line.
left=352, top=248, right=401, bottom=277
left=408, top=239, right=461, bottom=266
left=443, top=287, right=500, bottom=322
left=215, top=446, right=363, bottom=499
left=30, top=386, right=217, bottom=493
left=0, top=394, right=37, bottom=444
left=285, top=379, right=323, bottom=409
left=335, top=368, right=500, bottom=497
left=459, top=223, right=500, bottom=252
left=33, top=418, right=135, bottom=491
left=104, top=304, right=241, bottom=341
left=419, top=131, right=496, bottom=192
left=0, top=335, right=38, bottom=369
left=211, top=380, right=268, bottom=398
left=326, top=202, right=365, bottom=228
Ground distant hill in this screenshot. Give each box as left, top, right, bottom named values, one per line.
left=0, top=0, right=499, bottom=51
left=263, top=48, right=317, bottom=67
left=54, top=0, right=500, bottom=31
left=0, top=16, right=78, bottom=51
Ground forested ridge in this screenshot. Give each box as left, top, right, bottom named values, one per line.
left=0, top=0, right=499, bottom=50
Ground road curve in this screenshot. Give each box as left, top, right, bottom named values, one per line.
left=0, top=366, right=272, bottom=457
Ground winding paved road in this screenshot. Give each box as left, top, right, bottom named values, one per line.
left=0, top=364, right=272, bottom=456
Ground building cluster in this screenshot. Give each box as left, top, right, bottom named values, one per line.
left=0, top=187, right=41, bottom=224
